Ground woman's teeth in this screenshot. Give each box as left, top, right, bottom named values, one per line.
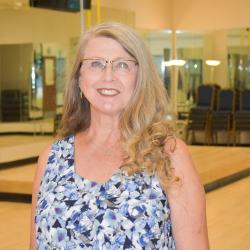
left=98, top=89, right=119, bottom=95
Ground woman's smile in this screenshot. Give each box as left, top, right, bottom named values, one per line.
left=79, top=36, right=137, bottom=116
left=97, top=88, right=120, bottom=97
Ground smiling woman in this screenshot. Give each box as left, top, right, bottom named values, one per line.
left=30, top=22, right=209, bottom=250
left=79, top=36, right=138, bottom=117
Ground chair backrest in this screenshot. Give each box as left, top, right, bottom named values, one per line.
left=54, top=113, right=62, bottom=135
left=240, top=89, right=250, bottom=110
left=217, top=89, right=235, bottom=112
left=196, top=85, right=215, bottom=108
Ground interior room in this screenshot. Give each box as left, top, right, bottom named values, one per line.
left=0, top=0, right=249, bottom=249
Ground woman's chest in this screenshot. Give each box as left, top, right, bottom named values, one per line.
left=36, top=173, right=173, bottom=249
left=38, top=173, right=170, bottom=226
left=75, top=149, right=124, bottom=185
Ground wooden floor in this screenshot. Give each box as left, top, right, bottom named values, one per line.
left=189, top=146, right=250, bottom=184
left=206, top=177, right=250, bottom=250
left=0, top=163, right=36, bottom=194
left=0, top=177, right=249, bottom=250
left=0, top=137, right=249, bottom=194
left=0, top=135, right=53, bottom=163
left=0, top=201, right=31, bottom=250
left=0, top=135, right=249, bottom=249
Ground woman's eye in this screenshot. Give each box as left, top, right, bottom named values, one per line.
left=117, top=61, right=129, bottom=69
left=91, top=60, right=103, bottom=68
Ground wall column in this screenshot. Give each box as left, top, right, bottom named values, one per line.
left=171, top=29, right=178, bottom=115
left=203, top=30, right=229, bottom=88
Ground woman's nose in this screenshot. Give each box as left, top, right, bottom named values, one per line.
left=102, top=63, right=116, bottom=81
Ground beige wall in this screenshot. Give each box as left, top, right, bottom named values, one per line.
left=0, top=44, right=32, bottom=90
left=1, top=0, right=250, bottom=45
left=172, top=0, right=250, bottom=31
left=0, top=6, right=136, bottom=45
left=0, top=9, right=80, bottom=44
left=1, top=0, right=250, bottom=44
left=96, top=0, right=172, bottom=30
left=1, top=0, right=250, bottom=94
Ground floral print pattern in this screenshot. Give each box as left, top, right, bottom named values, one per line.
left=35, top=135, right=175, bottom=249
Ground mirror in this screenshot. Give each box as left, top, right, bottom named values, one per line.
left=1, top=27, right=250, bottom=139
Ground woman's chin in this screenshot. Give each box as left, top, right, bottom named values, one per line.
left=91, top=104, right=124, bottom=117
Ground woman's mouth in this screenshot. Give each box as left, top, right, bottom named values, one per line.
left=97, top=88, right=120, bottom=96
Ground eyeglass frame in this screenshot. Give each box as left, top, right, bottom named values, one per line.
left=80, top=57, right=138, bottom=74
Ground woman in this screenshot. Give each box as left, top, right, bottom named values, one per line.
left=30, top=22, right=209, bottom=249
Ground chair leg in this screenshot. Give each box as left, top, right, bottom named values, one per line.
left=185, top=129, right=189, bottom=144
left=233, top=129, right=236, bottom=146
left=214, top=131, right=218, bottom=145
left=237, top=131, right=240, bottom=145
left=211, top=131, right=214, bottom=144
left=230, top=129, right=234, bottom=146
left=192, top=130, right=195, bottom=144
left=227, top=130, right=232, bottom=146
left=207, top=127, right=211, bottom=145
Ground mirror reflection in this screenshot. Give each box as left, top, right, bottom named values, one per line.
left=0, top=40, right=78, bottom=133
left=0, top=23, right=249, bottom=145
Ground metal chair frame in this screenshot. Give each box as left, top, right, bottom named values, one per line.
left=211, top=89, right=236, bottom=145
left=233, top=89, right=250, bottom=145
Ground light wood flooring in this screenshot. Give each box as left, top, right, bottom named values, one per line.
left=189, top=146, right=250, bottom=184
left=206, top=177, right=250, bottom=250
left=0, top=135, right=53, bottom=163
left=0, top=177, right=249, bottom=250
left=0, top=138, right=249, bottom=194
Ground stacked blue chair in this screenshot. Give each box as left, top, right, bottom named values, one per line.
left=233, top=89, right=250, bottom=145
left=53, top=113, right=62, bottom=136
left=186, top=84, right=219, bottom=144
left=211, top=89, right=236, bottom=145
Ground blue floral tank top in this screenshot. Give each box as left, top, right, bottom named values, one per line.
left=35, top=135, right=175, bottom=249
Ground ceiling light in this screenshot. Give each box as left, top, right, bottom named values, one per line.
left=164, top=59, right=186, bottom=67
left=206, top=60, right=221, bottom=66
left=171, top=59, right=186, bottom=66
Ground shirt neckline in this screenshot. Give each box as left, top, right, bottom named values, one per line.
left=69, top=134, right=124, bottom=188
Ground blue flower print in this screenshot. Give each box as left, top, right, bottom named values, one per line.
left=35, top=135, right=176, bottom=249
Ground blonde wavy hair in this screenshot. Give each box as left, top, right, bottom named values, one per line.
left=60, top=22, right=177, bottom=190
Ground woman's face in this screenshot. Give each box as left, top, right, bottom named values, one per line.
left=79, top=36, right=138, bottom=117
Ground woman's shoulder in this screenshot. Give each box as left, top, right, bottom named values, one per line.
left=164, top=138, right=209, bottom=249
left=52, top=134, right=74, bottom=148
left=164, top=136, right=195, bottom=172
left=164, top=136, right=204, bottom=197
left=34, top=135, right=73, bottom=184
left=35, top=143, right=53, bottom=186
left=39, top=134, right=74, bottom=166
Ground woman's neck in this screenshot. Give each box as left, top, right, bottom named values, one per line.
left=81, top=111, right=121, bottom=146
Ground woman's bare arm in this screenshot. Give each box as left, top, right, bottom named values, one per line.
left=29, top=145, right=51, bottom=250
left=166, top=138, right=209, bottom=250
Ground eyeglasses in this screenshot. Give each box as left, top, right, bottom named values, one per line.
left=81, top=58, right=138, bottom=76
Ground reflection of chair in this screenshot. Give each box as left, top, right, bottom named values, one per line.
left=233, top=89, right=250, bottom=145
left=196, top=84, right=217, bottom=109
left=53, top=113, right=62, bottom=136
left=186, top=108, right=211, bottom=144
left=186, top=84, right=219, bottom=144
left=211, top=89, right=236, bottom=145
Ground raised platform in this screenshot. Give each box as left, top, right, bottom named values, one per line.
left=0, top=135, right=53, bottom=164
left=189, top=146, right=250, bottom=189
left=0, top=136, right=249, bottom=195
left=0, top=119, right=54, bottom=135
